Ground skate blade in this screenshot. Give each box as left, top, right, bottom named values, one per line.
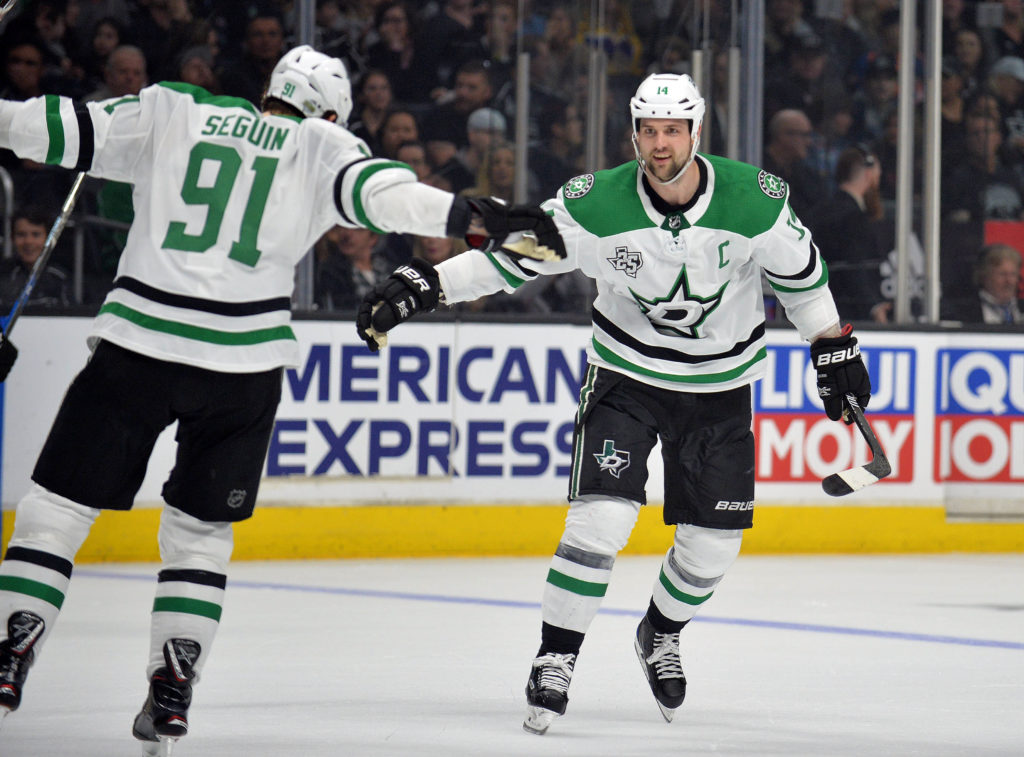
left=140, top=736, right=177, bottom=757
left=633, top=637, right=679, bottom=724
left=523, top=705, right=558, bottom=735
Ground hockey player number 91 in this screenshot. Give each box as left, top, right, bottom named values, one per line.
left=161, top=141, right=279, bottom=267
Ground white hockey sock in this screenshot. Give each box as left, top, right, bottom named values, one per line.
left=148, top=506, right=233, bottom=681
left=541, top=496, right=640, bottom=634
left=650, top=525, right=743, bottom=624
left=0, top=485, right=98, bottom=648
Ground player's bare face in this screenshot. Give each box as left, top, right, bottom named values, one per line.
left=636, top=118, right=692, bottom=183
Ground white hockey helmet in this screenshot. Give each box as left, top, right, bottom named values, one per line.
left=264, top=45, right=353, bottom=125
left=629, top=73, right=705, bottom=184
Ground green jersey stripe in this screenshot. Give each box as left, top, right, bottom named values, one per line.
left=658, top=568, right=713, bottom=605
left=99, top=301, right=296, bottom=345
left=592, top=338, right=766, bottom=384
left=351, top=161, right=415, bottom=233
left=484, top=251, right=527, bottom=288
left=157, top=81, right=259, bottom=114
left=152, top=596, right=223, bottom=621
left=546, top=567, right=608, bottom=597
left=0, top=575, right=65, bottom=609
left=44, top=95, right=64, bottom=165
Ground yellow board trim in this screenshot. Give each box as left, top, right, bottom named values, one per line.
left=3, top=506, right=1023, bottom=562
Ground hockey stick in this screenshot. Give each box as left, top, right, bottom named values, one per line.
left=0, top=0, right=19, bottom=21
left=821, top=393, right=892, bottom=496
left=1, top=172, right=87, bottom=339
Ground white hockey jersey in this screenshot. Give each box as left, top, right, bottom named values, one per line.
left=437, top=155, right=840, bottom=393
left=0, top=83, right=455, bottom=371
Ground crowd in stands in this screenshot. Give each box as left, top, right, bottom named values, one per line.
left=0, top=0, right=1022, bottom=326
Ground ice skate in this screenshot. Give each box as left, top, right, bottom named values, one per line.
left=634, top=617, right=686, bottom=722
left=523, top=651, right=576, bottom=735
left=132, top=639, right=200, bottom=756
left=0, top=611, right=46, bottom=719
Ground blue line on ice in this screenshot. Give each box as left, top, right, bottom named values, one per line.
left=75, top=569, right=1024, bottom=651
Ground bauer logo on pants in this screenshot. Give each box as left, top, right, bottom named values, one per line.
left=593, top=440, right=630, bottom=478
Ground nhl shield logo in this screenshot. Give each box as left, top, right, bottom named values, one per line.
left=758, top=170, right=787, bottom=199
left=564, top=173, right=595, bottom=199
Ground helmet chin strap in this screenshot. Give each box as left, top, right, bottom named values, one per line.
left=632, top=126, right=702, bottom=186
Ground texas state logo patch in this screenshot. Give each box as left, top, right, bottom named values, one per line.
left=757, top=170, right=787, bottom=199
left=564, top=173, right=595, bottom=199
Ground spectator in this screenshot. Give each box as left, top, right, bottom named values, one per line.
left=806, top=145, right=889, bottom=323
left=764, top=33, right=847, bottom=126
left=941, top=61, right=968, bottom=165
left=942, top=0, right=973, bottom=53
left=983, top=0, right=1024, bottom=60
left=314, top=226, right=408, bottom=311
left=378, top=108, right=420, bottom=159
left=944, top=112, right=1024, bottom=222
left=128, top=0, right=194, bottom=81
left=807, top=94, right=856, bottom=194
left=529, top=98, right=584, bottom=201
left=458, top=106, right=508, bottom=183
left=952, top=27, right=988, bottom=101
left=461, top=140, right=517, bottom=204
left=987, top=56, right=1024, bottom=162
left=86, top=44, right=146, bottom=101
left=762, top=108, right=826, bottom=218
left=176, top=46, right=219, bottom=93
left=942, top=243, right=1024, bottom=324
left=850, top=55, right=898, bottom=144
left=1, top=39, right=47, bottom=100
left=416, top=0, right=487, bottom=91
left=0, top=206, right=71, bottom=310
left=764, top=0, right=822, bottom=77
left=541, top=2, right=582, bottom=104
left=412, top=234, right=467, bottom=266
left=420, top=59, right=494, bottom=153
left=364, top=2, right=435, bottom=106
left=395, top=140, right=431, bottom=181
left=80, top=16, right=123, bottom=92
left=349, top=69, right=394, bottom=154
left=217, top=11, right=285, bottom=106
left=75, top=0, right=131, bottom=44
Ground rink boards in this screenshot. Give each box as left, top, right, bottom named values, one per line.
left=1, top=317, right=1022, bottom=560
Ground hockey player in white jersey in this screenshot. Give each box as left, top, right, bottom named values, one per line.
left=357, top=73, right=872, bottom=734
left=0, top=45, right=561, bottom=754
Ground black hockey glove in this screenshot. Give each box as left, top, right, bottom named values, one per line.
left=465, top=197, right=567, bottom=262
left=356, top=258, right=440, bottom=352
left=0, top=335, right=17, bottom=383
left=810, top=325, right=871, bottom=423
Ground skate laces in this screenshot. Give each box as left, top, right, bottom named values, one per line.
left=533, top=653, right=576, bottom=694
left=647, top=632, right=684, bottom=680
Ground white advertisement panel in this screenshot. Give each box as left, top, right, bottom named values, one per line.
left=1, top=317, right=1022, bottom=512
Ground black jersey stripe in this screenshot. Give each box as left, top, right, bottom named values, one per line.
left=73, top=102, right=95, bottom=171
left=333, top=156, right=376, bottom=225
left=3, top=546, right=74, bottom=578
left=763, top=238, right=819, bottom=281
left=593, top=309, right=765, bottom=364
left=113, top=277, right=291, bottom=316
left=158, top=569, right=227, bottom=589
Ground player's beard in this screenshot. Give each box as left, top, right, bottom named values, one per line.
left=644, top=151, right=687, bottom=183
left=864, top=184, right=883, bottom=221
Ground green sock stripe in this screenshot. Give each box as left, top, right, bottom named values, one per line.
left=546, top=568, right=608, bottom=597
left=152, top=596, right=222, bottom=621
left=0, top=575, right=65, bottom=609
left=659, top=568, right=713, bottom=606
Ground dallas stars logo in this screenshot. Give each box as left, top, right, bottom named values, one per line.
left=593, top=440, right=630, bottom=478
left=630, top=265, right=727, bottom=338
left=607, top=246, right=643, bottom=277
